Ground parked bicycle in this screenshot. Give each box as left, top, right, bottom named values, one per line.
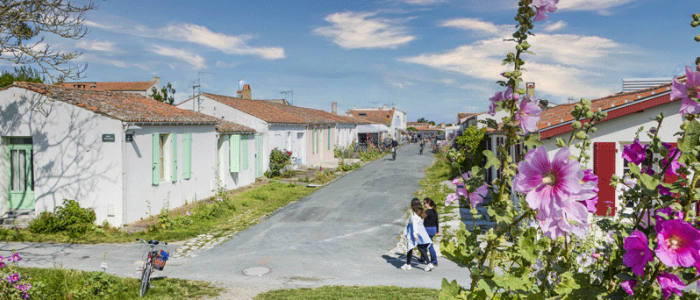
left=136, top=239, right=169, bottom=297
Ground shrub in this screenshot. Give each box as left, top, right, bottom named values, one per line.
left=267, top=148, right=292, bottom=178
left=29, top=199, right=96, bottom=237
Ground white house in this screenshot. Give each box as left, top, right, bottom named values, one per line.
left=347, top=105, right=407, bottom=141
left=0, top=82, right=256, bottom=226
left=179, top=93, right=307, bottom=170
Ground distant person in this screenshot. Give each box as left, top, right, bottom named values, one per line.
left=401, top=198, right=434, bottom=271
left=420, top=198, right=439, bottom=266
left=419, top=138, right=425, bottom=155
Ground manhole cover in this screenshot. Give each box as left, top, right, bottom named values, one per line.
left=243, top=267, right=270, bottom=276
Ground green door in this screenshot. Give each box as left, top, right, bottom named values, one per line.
left=255, top=134, right=263, bottom=178
left=7, top=143, right=34, bottom=210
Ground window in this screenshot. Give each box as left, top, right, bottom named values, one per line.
left=327, top=126, right=331, bottom=150
left=359, top=113, right=367, bottom=116
left=159, top=134, right=168, bottom=180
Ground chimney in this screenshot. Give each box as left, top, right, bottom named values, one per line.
left=526, top=82, right=535, bottom=98
left=383, top=104, right=387, bottom=110
left=332, top=102, right=338, bottom=115
left=241, top=84, right=251, bottom=100
left=441, top=122, right=445, bottom=128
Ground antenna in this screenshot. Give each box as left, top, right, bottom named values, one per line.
left=192, top=71, right=213, bottom=112
left=281, top=90, right=292, bottom=105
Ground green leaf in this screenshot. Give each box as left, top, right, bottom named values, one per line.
left=639, top=173, right=660, bottom=192
left=477, top=279, right=494, bottom=298
left=628, top=163, right=640, bottom=177
left=524, top=134, right=543, bottom=148
left=527, top=293, right=545, bottom=300
left=517, top=227, right=538, bottom=263
left=440, top=278, right=462, bottom=297
left=483, top=150, right=501, bottom=170
left=554, top=272, right=580, bottom=295
left=485, top=118, right=499, bottom=130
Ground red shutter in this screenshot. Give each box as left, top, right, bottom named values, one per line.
left=594, top=142, right=617, bottom=216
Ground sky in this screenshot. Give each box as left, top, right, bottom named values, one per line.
left=4, top=0, right=699, bottom=124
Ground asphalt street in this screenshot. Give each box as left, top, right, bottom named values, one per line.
left=0, top=143, right=472, bottom=299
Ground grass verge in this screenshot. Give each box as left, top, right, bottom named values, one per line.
left=254, top=285, right=440, bottom=300
left=15, top=266, right=222, bottom=299
left=0, top=180, right=317, bottom=244
left=414, top=156, right=453, bottom=220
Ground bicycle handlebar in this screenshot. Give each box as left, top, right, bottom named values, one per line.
left=135, top=238, right=168, bottom=246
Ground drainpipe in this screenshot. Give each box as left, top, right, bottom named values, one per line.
left=121, top=122, right=128, bottom=227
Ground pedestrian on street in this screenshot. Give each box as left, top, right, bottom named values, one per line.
left=421, top=198, right=439, bottom=266
left=401, top=198, right=434, bottom=272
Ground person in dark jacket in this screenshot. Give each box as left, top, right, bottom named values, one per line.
left=421, top=198, right=439, bottom=266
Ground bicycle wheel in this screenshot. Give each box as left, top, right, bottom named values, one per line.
left=140, top=260, right=152, bottom=297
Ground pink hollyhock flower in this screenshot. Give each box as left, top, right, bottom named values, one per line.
left=661, top=143, right=683, bottom=177
left=0, top=262, right=5, bottom=268
left=452, top=177, right=462, bottom=185
left=445, top=193, right=459, bottom=205
left=656, top=218, right=700, bottom=268
left=654, top=207, right=683, bottom=235
left=671, top=66, right=700, bottom=116
left=641, top=166, right=655, bottom=175
left=503, top=86, right=517, bottom=101
left=532, top=0, right=559, bottom=21
left=658, top=185, right=672, bottom=196
left=516, top=95, right=542, bottom=134
left=10, top=253, right=21, bottom=262
left=622, top=140, right=647, bottom=165
left=9, top=273, right=19, bottom=283
left=623, top=230, right=653, bottom=276
left=620, top=280, right=636, bottom=295
left=513, top=146, right=583, bottom=218
left=488, top=91, right=503, bottom=116
left=591, top=252, right=600, bottom=259
left=658, top=272, right=686, bottom=299
left=571, top=169, right=599, bottom=213
left=618, top=175, right=637, bottom=192
left=466, top=185, right=488, bottom=208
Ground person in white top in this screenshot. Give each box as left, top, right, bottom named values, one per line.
left=401, top=198, right=434, bottom=271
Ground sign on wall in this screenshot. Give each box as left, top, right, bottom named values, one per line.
left=102, top=134, right=115, bottom=142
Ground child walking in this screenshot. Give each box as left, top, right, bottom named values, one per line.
left=401, top=198, right=434, bottom=272
left=422, top=198, right=439, bottom=266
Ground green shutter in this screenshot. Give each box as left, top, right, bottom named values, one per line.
left=171, top=133, right=177, bottom=182
left=229, top=134, right=241, bottom=173
left=241, top=135, right=249, bottom=170
left=327, top=126, right=331, bottom=150
left=182, top=133, right=192, bottom=179
left=315, top=129, right=319, bottom=154
left=311, top=130, right=315, bottom=154
left=151, top=133, right=160, bottom=185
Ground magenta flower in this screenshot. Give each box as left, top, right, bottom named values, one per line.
left=661, top=143, right=683, bottom=177
left=620, top=280, right=636, bottom=295
left=623, top=230, right=653, bottom=276
left=503, top=86, right=517, bottom=101
left=513, top=146, right=588, bottom=239
left=452, top=177, right=462, bottom=185
left=516, top=95, right=542, bottom=134
left=657, top=272, right=686, bottom=299
left=10, top=253, right=21, bottom=263
left=466, top=185, right=488, bottom=208
left=513, top=146, right=582, bottom=218
left=654, top=207, right=683, bottom=233
left=445, top=193, right=459, bottom=205
left=532, top=0, right=559, bottom=21
left=656, top=218, right=700, bottom=268
left=8, top=273, right=19, bottom=283
left=454, top=172, right=488, bottom=208
left=488, top=91, right=503, bottom=116
left=571, top=169, right=599, bottom=213
left=658, top=185, right=672, bottom=196
left=671, top=66, right=700, bottom=116
left=622, top=140, right=647, bottom=165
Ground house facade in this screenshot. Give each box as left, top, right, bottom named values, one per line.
left=346, top=105, right=407, bottom=141
left=0, top=82, right=255, bottom=226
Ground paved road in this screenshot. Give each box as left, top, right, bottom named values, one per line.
left=1, top=144, right=471, bottom=299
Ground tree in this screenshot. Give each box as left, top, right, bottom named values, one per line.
left=1, top=1, right=98, bottom=82
left=417, top=117, right=427, bottom=123
left=0, top=66, right=44, bottom=88
left=150, top=83, right=176, bottom=105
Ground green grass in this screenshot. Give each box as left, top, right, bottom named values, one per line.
left=0, top=181, right=317, bottom=244
left=254, top=285, right=440, bottom=300
left=13, top=266, right=222, bottom=299
left=415, top=158, right=453, bottom=216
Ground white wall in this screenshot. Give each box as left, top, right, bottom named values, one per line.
left=0, top=88, right=124, bottom=225
left=217, top=134, right=256, bottom=191
left=541, top=96, right=683, bottom=215
left=270, top=125, right=306, bottom=166
left=123, top=124, right=219, bottom=224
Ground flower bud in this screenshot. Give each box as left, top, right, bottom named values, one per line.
left=555, top=138, right=566, bottom=148
left=681, top=121, right=688, bottom=130
left=696, top=35, right=700, bottom=42
left=513, top=93, right=520, bottom=100
left=590, top=127, right=597, bottom=134
left=572, top=121, right=582, bottom=130
left=585, top=111, right=594, bottom=119
left=693, top=21, right=700, bottom=28
left=575, top=131, right=588, bottom=140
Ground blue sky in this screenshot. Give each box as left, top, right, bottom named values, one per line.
left=4, top=0, right=699, bottom=123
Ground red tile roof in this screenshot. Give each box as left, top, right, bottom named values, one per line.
left=213, top=118, right=255, bottom=134
left=57, top=79, right=157, bottom=92
left=304, top=108, right=371, bottom=124
left=6, top=82, right=223, bottom=124
left=346, top=109, right=395, bottom=126
left=200, top=92, right=307, bottom=124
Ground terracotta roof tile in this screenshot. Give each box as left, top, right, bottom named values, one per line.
left=8, top=82, right=220, bottom=124
left=346, top=109, right=395, bottom=126
left=202, top=92, right=306, bottom=124
left=57, top=80, right=156, bottom=92
left=212, top=118, right=255, bottom=134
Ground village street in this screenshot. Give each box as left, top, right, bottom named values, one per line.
left=0, top=144, right=471, bottom=299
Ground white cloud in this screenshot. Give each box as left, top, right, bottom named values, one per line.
left=398, top=0, right=446, bottom=5
left=557, top=0, right=636, bottom=12
left=543, top=21, right=567, bottom=32
left=149, top=46, right=206, bottom=70
left=84, top=20, right=120, bottom=30
left=215, top=61, right=239, bottom=68
left=76, top=41, right=118, bottom=52
left=156, top=23, right=284, bottom=60
left=440, top=18, right=510, bottom=36
left=313, top=12, right=416, bottom=49
left=400, top=31, right=626, bottom=98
